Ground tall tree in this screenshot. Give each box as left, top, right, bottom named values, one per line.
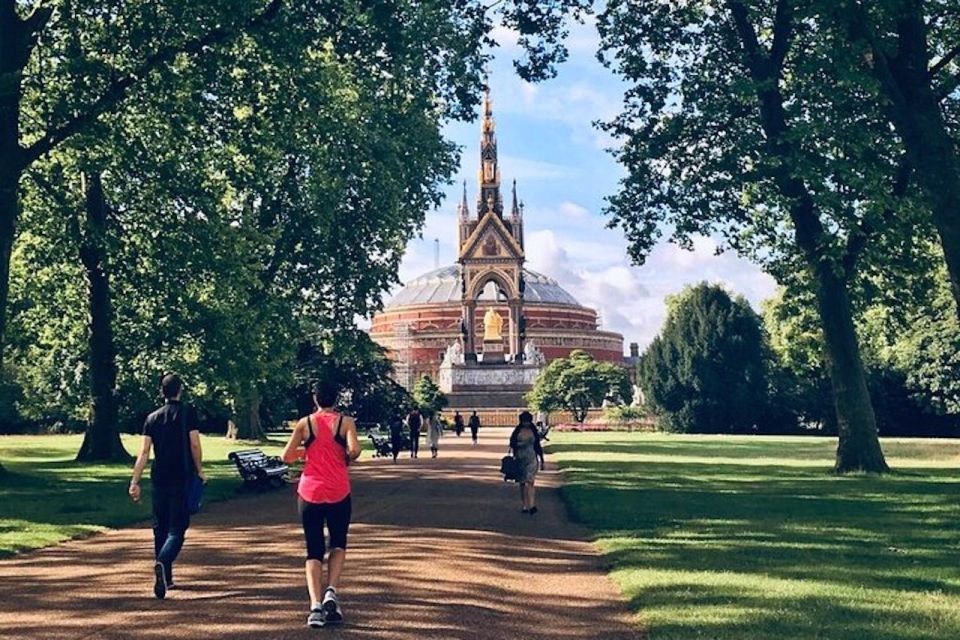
left=549, top=0, right=933, bottom=472
left=0, top=0, right=284, bottom=365
left=836, top=1, right=960, bottom=316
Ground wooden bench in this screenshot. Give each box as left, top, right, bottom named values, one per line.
left=228, top=449, right=289, bottom=489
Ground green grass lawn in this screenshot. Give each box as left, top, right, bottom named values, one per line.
left=550, top=433, right=960, bottom=640
left=0, top=433, right=287, bottom=557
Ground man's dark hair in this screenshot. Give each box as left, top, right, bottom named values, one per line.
left=313, top=380, right=340, bottom=408
left=519, top=410, right=534, bottom=425
left=160, top=373, right=183, bottom=399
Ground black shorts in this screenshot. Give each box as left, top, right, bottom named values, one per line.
left=298, top=494, right=352, bottom=561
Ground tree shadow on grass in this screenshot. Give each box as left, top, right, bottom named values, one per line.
left=555, top=442, right=960, bottom=640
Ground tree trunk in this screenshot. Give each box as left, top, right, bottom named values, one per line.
left=726, top=3, right=888, bottom=472
left=228, top=386, right=265, bottom=440
left=885, top=77, right=960, bottom=317
left=75, top=174, right=129, bottom=462
left=814, top=265, right=888, bottom=473
left=857, top=6, right=960, bottom=318
left=0, top=1, right=22, bottom=366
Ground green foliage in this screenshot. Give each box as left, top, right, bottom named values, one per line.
left=640, top=283, right=781, bottom=434
left=552, top=431, right=960, bottom=640
left=412, top=376, right=447, bottom=419
left=527, top=349, right=630, bottom=422
left=764, top=267, right=960, bottom=437
left=295, top=329, right=412, bottom=425
left=601, top=405, right=646, bottom=422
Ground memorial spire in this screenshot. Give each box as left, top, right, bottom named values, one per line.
left=477, top=80, right=503, bottom=218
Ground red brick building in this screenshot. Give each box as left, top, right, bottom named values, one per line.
left=370, top=85, right=624, bottom=390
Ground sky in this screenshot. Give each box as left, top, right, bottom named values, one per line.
left=383, top=18, right=777, bottom=351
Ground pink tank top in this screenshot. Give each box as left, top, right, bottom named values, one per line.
left=297, top=411, right=351, bottom=504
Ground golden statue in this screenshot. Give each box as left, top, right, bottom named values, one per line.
left=483, top=307, right=504, bottom=341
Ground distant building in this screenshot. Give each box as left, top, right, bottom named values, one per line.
left=370, top=85, right=624, bottom=394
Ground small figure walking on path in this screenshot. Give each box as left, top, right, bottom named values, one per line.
left=407, top=407, right=422, bottom=458
left=469, top=410, right=481, bottom=445
left=282, top=382, right=362, bottom=628
left=129, top=373, right=206, bottom=599
left=509, top=411, right=545, bottom=514
left=425, top=412, right=442, bottom=458
left=389, top=413, right=405, bottom=464
left=453, top=410, right=464, bottom=437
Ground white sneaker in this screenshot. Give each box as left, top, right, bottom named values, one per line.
left=322, top=588, right=343, bottom=625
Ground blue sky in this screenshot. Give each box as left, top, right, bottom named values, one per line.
left=386, top=19, right=776, bottom=350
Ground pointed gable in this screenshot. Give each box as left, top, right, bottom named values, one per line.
left=459, top=210, right=524, bottom=261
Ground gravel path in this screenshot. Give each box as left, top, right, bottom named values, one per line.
left=0, top=427, right=641, bottom=640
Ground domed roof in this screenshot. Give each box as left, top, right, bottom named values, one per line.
left=385, top=264, right=581, bottom=308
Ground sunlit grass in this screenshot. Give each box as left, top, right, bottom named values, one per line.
left=550, top=433, right=960, bottom=640
left=0, top=433, right=287, bottom=556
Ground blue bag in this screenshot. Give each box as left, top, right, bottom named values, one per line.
left=181, top=407, right=204, bottom=515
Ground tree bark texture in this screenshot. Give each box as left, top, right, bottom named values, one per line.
left=75, top=173, right=128, bottom=462
left=228, top=386, right=265, bottom=440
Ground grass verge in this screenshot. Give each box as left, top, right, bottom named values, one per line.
left=549, top=433, right=960, bottom=640
left=0, top=433, right=286, bottom=557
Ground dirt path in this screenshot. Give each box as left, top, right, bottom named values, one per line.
left=1, top=427, right=641, bottom=640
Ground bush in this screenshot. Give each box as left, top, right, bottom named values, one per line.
left=640, top=283, right=787, bottom=433
left=602, top=405, right=648, bottom=422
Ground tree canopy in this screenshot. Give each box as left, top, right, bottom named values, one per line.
left=527, top=349, right=630, bottom=423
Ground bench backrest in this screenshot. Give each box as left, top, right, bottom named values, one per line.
left=229, top=449, right=271, bottom=468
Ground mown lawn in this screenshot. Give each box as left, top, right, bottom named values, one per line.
left=550, top=433, right=960, bottom=640
left=0, top=433, right=287, bottom=557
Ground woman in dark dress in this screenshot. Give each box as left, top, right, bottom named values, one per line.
left=509, top=411, right=545, bottom=514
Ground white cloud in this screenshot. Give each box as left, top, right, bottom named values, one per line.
left=559, top=201, right=589, bottom=218
left=499, top=154, right=575, bottom=180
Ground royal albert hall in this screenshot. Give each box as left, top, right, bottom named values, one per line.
left=370, top=88, right=625, bottom=394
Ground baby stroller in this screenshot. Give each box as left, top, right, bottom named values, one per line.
left=368, top=430, right=393, bottom=458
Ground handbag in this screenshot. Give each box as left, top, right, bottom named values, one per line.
left=500, top=454, right=520, bottom=482
left=181, top=407, right=204, bottom=515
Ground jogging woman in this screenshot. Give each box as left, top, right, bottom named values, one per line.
left=283, top=382, right=361, bottom=628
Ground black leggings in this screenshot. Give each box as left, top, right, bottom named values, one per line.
left=299, top=495, right=352, bottom=561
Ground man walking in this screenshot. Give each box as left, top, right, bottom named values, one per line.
left=453, top=411, right=464, bottom=437
left=407, top=407, right=422, bottom=458
left=389, top=413, right=405, bottom=463
left=469, top=410, right=481, bottom=445
left=129, top=374, right=205, bottom=599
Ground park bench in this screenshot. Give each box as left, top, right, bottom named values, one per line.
left=228, top=449, right=289, bottom=489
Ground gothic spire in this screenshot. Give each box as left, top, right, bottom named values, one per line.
left=457, top=180, right=470, bottom=219
left=477, top=80, right=502, bottom=218
left=511, top=179, right=520, bottom=217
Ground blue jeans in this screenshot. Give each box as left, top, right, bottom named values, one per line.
left=152, top=485, right=190, bottom=574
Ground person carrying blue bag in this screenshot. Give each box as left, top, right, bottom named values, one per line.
left=129, top=373, right=206, bottom=599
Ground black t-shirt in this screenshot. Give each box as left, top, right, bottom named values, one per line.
left=407, top=412, right=422, bottom=430
left=469, top=415, right=480, bottom=428
left=143, top=401, right=199, bottom=488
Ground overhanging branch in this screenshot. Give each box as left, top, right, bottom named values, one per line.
left=21, top=0, right=283, bottom=168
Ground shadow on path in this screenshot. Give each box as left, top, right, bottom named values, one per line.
left=0, top=428, right=641, bottom=640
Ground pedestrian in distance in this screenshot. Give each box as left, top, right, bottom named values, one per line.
left=468, top=410, right=481, bottom=445
left=453, top=411, right=464, bottom=437
left=407, top=407, right=422, bottom=458
left=425, top=412, right=442, bottom=458
left=509, top=411, right=545, bottom=514
left=282, top=381, right=362, bottom=628
left=388, top=414, right=405, bottom=464
left=129, top=373, right=206, bottom=599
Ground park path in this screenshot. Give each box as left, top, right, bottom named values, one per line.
left=0, top=427, right=641, bottom=640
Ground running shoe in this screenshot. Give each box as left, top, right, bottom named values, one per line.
left=153, top=562, right=167, bottom=599
left=322, top=588, right=343, bottom=625
left=307, top=605, right=325, bottom=628
left=529, top=506, right=538, bottom=515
